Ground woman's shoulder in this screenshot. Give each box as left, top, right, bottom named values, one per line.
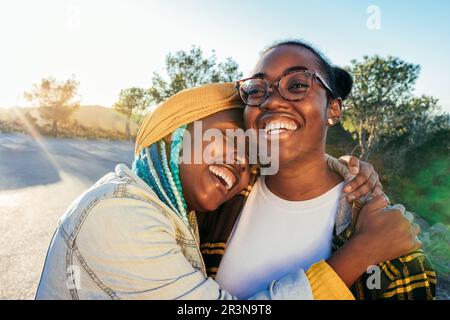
left=58, top=164, right=171, bottom=240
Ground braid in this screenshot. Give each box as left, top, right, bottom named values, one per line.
left=144, top=148, right=179, bottom=213
left=159, top=140, right=188, bottom=223
left=170, top=125, right=187, bottom=207
left=132, top=125, right=189, bottom=226
left=132, top=151, right=166, bottom=204
left=150, top=143, right=179, bottom=212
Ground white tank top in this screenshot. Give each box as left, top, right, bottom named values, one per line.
left=215, top=177, right=344, bottom=298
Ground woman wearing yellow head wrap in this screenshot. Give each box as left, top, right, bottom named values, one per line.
left=132, top=83, right=250, bottom=226
left=36, top=83, right=320, bottom=300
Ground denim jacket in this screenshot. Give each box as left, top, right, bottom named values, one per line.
left=35, top=163, right=313, bottom=300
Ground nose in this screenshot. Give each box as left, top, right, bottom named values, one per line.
left=259, top=84, right=290, bottom=112
left=224, top=136, right=249, bottom=173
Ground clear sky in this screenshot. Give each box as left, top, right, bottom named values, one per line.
left=1, top=0, right=449, bottom=112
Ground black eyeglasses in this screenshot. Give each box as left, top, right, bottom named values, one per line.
left=235, top=70, right=334, bottom=107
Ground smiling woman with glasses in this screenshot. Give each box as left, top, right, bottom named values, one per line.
left=199, top=39, right=435, bottom=300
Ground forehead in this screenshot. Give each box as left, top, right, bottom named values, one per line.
left=200, top=109, right=244, bottom=129
left=252, top=45, right=321, bottom=80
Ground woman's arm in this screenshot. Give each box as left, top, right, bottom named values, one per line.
left=77, top=197, right=314, bottom=300
left=326, top=195, right=421, bottom=288
left=301, top=196, right=421, bottom=300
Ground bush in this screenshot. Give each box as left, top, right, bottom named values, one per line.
left=391, top=129, right=450, bottom=225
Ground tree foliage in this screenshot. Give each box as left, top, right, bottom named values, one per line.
left=343, top=55, right=441, bottom=160
left=148, top=46, right=243, bottom=104
left=24, top=76, right=80, bottom=137
left=113, top=87, right=150, bottom=140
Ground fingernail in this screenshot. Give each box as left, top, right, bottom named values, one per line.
left=349, top=195, right=356, bottom=201
left=345, top=186, right=352, bottom=192
left=351, top=167, right=359, bottom=174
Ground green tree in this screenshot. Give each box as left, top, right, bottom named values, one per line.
left=148, top=46, right=243, bottom=104
left=24, top=76, right=80, bottom=137
left=343, top=55, right=440, bottom=160
left=113, top=87, right=150, bottom=140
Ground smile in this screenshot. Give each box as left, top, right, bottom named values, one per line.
left=208, top=164, right=239, bottom=191
left=263, top=120, right=298, bottom=136
left=257, top=113, right=301, bottom=139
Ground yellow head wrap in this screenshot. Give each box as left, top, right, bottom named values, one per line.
left=135, top=82, right=243, bottom=155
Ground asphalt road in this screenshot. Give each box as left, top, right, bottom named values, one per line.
left=0, top=133, right=134, bottom=299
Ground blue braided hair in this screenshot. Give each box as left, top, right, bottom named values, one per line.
left=132, top=125, right=189, bottom=224
left=149, top=143, right=179, bottom=212
left=132, top=150, right=165, bottom=202
left=170, top=125, right=188, bottom=212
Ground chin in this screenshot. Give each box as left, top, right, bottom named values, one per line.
left=278, top=148, right=300, bottom=163
left=197, top=203, right=221, bottom=213
left=195, top=195, right=222, bottom=213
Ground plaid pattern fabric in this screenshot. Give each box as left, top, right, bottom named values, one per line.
left=198, top=161, right=436, bottom=300
left=332, top=200, right=436, bottom=300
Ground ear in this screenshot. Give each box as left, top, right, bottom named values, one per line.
left=327, top=97, right=342, bottom=125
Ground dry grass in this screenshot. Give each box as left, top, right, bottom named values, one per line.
left=0, top=105, right=139, bottom=139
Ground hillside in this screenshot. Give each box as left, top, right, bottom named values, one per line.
left=0, top=105, right=139, bottom=135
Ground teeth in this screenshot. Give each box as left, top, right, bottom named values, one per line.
left=269, top=128, right=283, bottom=135
left=264, top=121, right=298, bottom=135
left=209, top=166, right=236, bottom=190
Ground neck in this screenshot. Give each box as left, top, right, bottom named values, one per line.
left=265, top=152, right=342, bottom=201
